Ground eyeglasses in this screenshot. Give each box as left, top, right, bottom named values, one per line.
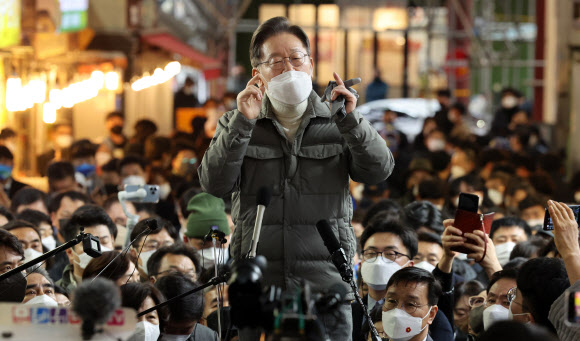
left=468, top=296, right=486, bottom=308
left=384, top=298, right=429, bottom=315
left=142, top=240, right=174, bottom=251
left=362, top=249, right=410, bottom=263
left=256, top=51, right=310, bottom=71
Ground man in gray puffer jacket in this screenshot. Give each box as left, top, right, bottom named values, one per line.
left=199, top=16, right=394, bottom=340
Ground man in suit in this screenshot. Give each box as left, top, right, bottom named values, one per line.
left=0, top=146, right=27, bottom=204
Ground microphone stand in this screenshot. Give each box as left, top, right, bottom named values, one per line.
left=137, top=273, right=229, bottom=317
left=0, top=230, right=93, bottom=281
left=205, top=227, right=227, bottom=340
left=119, top=192, right=141, bottom=249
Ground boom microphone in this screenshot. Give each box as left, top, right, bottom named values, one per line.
left=248, top=186, right=272, bottom=258
left=316, top=219, right=352, bottom=282
left=73, top=278, right=120, bottom=340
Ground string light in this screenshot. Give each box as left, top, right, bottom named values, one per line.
left=42, top=102, right=57, bottom=124
left=131, top=61, right=181, bottom=91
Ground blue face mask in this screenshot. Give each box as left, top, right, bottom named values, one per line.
left=0, top=164, right=13, bottom=181
left=75, top=163, right=96, bottom=177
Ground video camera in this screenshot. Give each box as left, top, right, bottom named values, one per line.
left=228, top=256, right=345, bottom=341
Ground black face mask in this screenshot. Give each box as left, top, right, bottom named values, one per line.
left=0, top=270, right=26, bottom=303
left=110, top=125, right=123, bottom=135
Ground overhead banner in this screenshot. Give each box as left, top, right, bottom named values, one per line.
left=0, top=0, right=21, bottom=48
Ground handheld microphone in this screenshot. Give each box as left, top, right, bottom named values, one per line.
left=315, top=219, right=352, bottom=282
left=248, top=186, right=272, bottom=258
left=72, top=278, right=120, bottom=340
left=315, top=283, right=347, bottom=314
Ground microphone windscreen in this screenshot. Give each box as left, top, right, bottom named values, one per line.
left=328, top=282, right=347, bottom=301
left=145, top=218, right=160, bottom=232
left=72, top=278, right=120, bottom=325
left=316, top=220, right=341, bottom=254
left=256, top=186, right=272, bottom=207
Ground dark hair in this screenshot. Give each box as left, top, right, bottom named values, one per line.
left=130, top=218, right=179, bottom=248
left=70, top=139, right=97, bottom=160
left=0, top=128, right=16, bottom=140
left=487, top=268, right=519, bottom=294
left=418, top=178, right=447, bottom=200
left=509, top=239, right=547, bottom=260
left=0, top=146, right=13, bottom=161
left=479, top=320, right=558, bottom=341
left=0, top=229, right=24, bottom=259
left=10, top=188, right=48, bottom=214
left=119, top=155, right=147, bottom=173
left=386, top=267, right=442, bottom=306
left=478, top=149, right=510, bottom=169
left=145, top=136, right=172, bottom=162
left=178, top=187, right=203, bottom=218
left=147, top=243, right=200, bottom=277
left=2, top=220, right=41, bottom=240
left=101, top=159, right=120, bottom=173
left=450, top=102, right=467, bottom=116
left=490, top=217, right=531, bottom=239
left=360, top=220, right=418, bottom=259
left=250, top=17, right=311, bottom=68
left=0, top=206, right=14, bottom=222
left=121, top=282, right=168, bottom=321
left=436, top=89, right=451, bottom=98
left=503, top=257, right=528, bottom=270
left=417, top=232, right=443, bottom=248
left=518, top=194, right=546, bottom=212
left=428, top=151, right=451, bottom=172
left=517, top=258, right=569, bottom=334
left=47, top=190, right=90, bottom=214
left=362, top=199, right=402, bottom=228
left=454, top=280, right=485, bottom=308
left=27, top=266, right=54, bottom=285
left=60, top=205, right=117, bottom=242
left=450, top=174, right=485, bottom=198
left=155, top=272, right=204, bottom=323
left=82, top=251, right=131, bottom=282
left=198, top=265, right=229, bottom=285
left=134, top=119, right=158, bottom=138
left=403, top=201, right=444, bottom=234
left=106, top=111, right=124, bottom=121
left=47, top=161, right=75, bottom=181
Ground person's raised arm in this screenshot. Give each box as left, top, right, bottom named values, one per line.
left=439, top=219, right=461, bottom=274
left=550, top=200, right=580, bottom=285
left=331, top=72, right=394, bottom=185
left=462, top=230, right=502, bottom=279
left=198, top=74, right=267, bottom=197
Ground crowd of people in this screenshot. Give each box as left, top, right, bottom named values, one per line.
left=1, top=15, right=580, bottom=341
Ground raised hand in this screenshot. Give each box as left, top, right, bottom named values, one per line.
left=330, top=72, right=358, bottom=114
left=237, top=74, right=268, bottom=120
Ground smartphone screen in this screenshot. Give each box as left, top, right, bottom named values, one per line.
left=458, top=193, right=479, bottom=213
left=544, top=205, right=580, bottom=231
left=567, top=290, right=580, bottom=323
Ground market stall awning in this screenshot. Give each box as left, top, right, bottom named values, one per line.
left=141, top=33, right=222, bottom=80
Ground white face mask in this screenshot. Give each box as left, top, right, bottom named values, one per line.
left=137, top=249, right=157, bottom=275
left=426, top=138, right=445, bottom=152
left=494, top=241, right=516, bottom=266
left=128, top=321, right=160, bottom=341
left=450, top=165, right=468, bottom=179
left=123, top=175, right=146, bottom=186
left=382, top=306, right=433, bottom=341
left=24, top=294, right=58, bottom=307
left=501, top=96, right=518, bottom=109
left=266, top=71, right=312, bottom=105
left=158, top=183, right=171, bottom=200
left=487, top=189, right=504, bottom=206
left=200, top=247, right=230, bottom=270
left=361, top=257, right=403, bottom=290
left=483, top=304, right=509, bottom=330
left=414, top=261, right=436, bottom=273
left=24, top=248, right=43, bottom=262
left=73, top=246, right=111, bottom=269
left=42, top=236, right=57, bottom=251
left=526, top=219, right=544, bottom=229
left=55, top=135, right=73, bottom=149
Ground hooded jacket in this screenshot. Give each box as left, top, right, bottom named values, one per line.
left=199, top=90, right=394, bottom=296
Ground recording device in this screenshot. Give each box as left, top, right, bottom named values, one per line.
left=205, top=225, right=227, bottom=243
left=565, top=288, right=580, bottom=325
left=544, top=204, right=580, bottom=231
left=321, top=77, right=362, bottom=120
left=118, top=184, right=160, bottom=203
left=72, top=278, right=120, bottom=340
left=248, top=186, right=272, bottom=258
left=228, top=256, right=330, bottom=340
left=315, top=220, right=352, bottom=282
left=458, top=192, right=479, bottom=213
left=82, top=233, right=103, bottom=258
